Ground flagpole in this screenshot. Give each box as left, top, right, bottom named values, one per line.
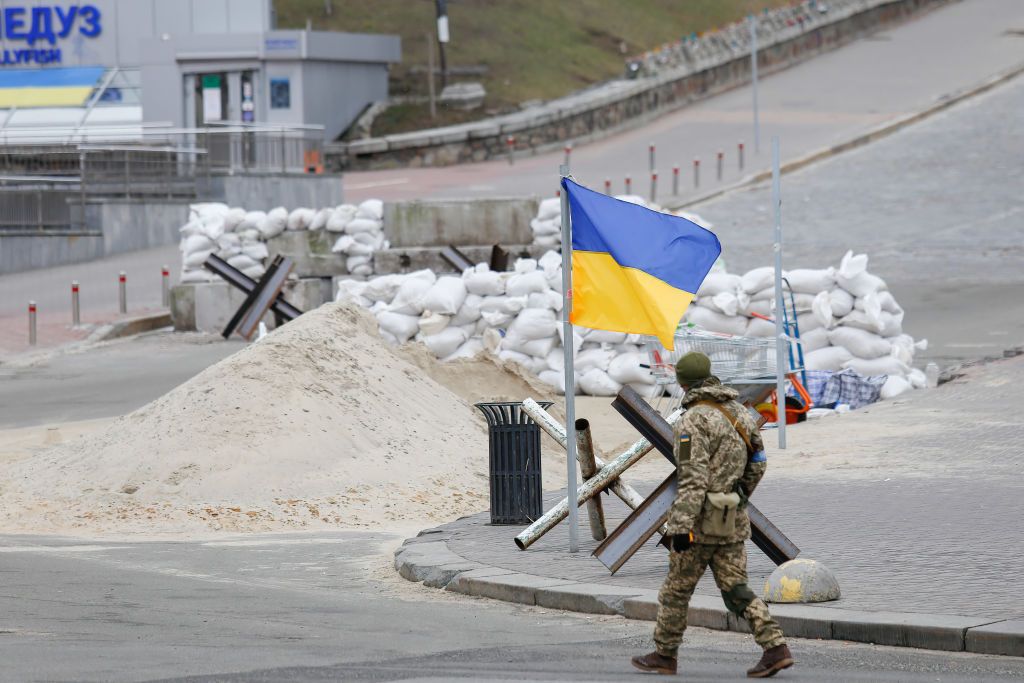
left=558, top=165, right=580, bottom=554
left=771, top=137, right=786, bottom=449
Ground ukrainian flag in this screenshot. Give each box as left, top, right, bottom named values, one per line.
left=563, top=177, right=721, bottom=349
left=0, top=67, right=104, bottom=108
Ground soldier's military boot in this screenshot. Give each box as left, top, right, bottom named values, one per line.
left=631, top=651, right=677, bottom=675
left=746, top=644, right=794, bottom=678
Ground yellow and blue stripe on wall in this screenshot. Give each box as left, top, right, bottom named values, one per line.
left=0, top=66, right=104, bottom=108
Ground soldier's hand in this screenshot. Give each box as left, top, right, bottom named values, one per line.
left=670, top=532, right=693, bottom=552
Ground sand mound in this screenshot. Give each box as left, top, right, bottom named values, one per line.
left=0, top=303, right=559, bottom=536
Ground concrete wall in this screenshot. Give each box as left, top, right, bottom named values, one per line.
left=384, top=197, right=537, bottom=248
left=302, top=61, right=389, bottom=141
left=333, top=0, right=951, bottom=170
left=0, top=233, right=104, bottom=274
left=212, top=174, right=345, bottom=211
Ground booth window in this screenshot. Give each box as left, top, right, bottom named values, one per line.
left=270, top=78, right=290, bottom=109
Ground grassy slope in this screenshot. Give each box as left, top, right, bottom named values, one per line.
left=276, top=1, right=792, bottom=135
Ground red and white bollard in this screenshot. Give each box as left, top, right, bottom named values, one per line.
left=161, top=265, right=170, bottom=307
left=625, top=175, right=632, bottom=195
left=738, top=141, right=745, bottom=171
left=648, top=143, right=656, bottom=172
left=604, top=178, right=612, bottom=195
left=71, top=281, right=80, bottom=326
left=118, top=271, right=127, bottom=314
left=563, top=143, right=572, bottom=169
left=672, top=165, right=680, bottom=196
left=506, top=136, right=516, bottom=165
left=649, top=171, right=658, bottom=203
left=28, top=301, right=37, bottom=345
left=717, top=150, right=724, bottom=181
left=693, top=158, right=700, bottom=189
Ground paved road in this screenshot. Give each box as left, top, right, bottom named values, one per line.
left=1, top=533, right=1023, bottom=682
left=342, top=0, right=1024, bottom=203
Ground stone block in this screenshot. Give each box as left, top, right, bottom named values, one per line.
left=533, top=583, right=655, bottom=616
left=965, top=619, right=1024, bottom=657
left=170, top=284, right=197, bottom=331
left=191, top=280, right=274, bottom=335
left=760, top=603, right=835, bottom=640
left=449, top=572, right=573, bottom=606
left=383, top=198, right=538, bottom=248
left=829, top=610, right=986, bottom=652
left=281, top=277, right=331, bottom=314
left=266, top=231, right=348, bottom=278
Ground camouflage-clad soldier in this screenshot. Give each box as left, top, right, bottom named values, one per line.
left=632, top=351, right=795, bottom=678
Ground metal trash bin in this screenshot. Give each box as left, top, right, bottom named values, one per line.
left=475, top=401, right=551, bottom=525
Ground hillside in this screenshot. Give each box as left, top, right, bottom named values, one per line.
left=275, top=0, right=791, bottom=136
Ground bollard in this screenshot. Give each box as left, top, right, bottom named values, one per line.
left=563, top=143, right=572, bottom=169
left=604, top=178, right=612, bottom=195
left=161, top=266, right=170, bottom=307
left=71, top=281, right=80, bottom=326
left=717, top=150, right=724, bottom=181
left=506, top=136, right=515, bottom=165
left=693, top=158, right=700, bottom=189
left=672, top=165, right=680, bottom=196
left=625, top=175, right=632, bottom=195
left=28, top=301, right=37, bottom=346
left=118, top=271, right=127, bottom=314
left=739, top=141, right=745, bottom=171
left=648, top=143, right=656, bottom=172
left=649, top=171, right=657, bottom=203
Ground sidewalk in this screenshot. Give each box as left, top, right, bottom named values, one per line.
left=396, top=354, right=1024, bottom=656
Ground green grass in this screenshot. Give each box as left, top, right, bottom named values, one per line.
left=276, top=0, right=793, bottom=135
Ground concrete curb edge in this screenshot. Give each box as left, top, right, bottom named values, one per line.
left=663, top=62, right=1024, bottom=212
left=87, top=312, right=173, bottom=343
left=394, top=532, right=1023, bottom=657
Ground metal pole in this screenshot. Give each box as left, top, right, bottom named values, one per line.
left=71, top=281, right=80, bottom=326
left=118, top=271, right=127, bottom=314
left=648, top=143, right=655, bottom=173
left=771, top=136, right=786, bottom=449
left=739, top=141, right=745, bottom=171
left=751, top=15, right=761, bottom=155
left=506, top=136, right=515, bottom=165
left=564, top=143, right=572, bottom=169
left=625, top=175, right=631, bottom=195
left=576, top=419, right=606, bottom=541
left=649, top=171, right=657, bottom=203
left=672, top=165, right=679, bottom=196
left=717, top=151, right=724, bottom=181
left=28, top=301, right=36, bottom=345
left=693, top=158, right=700, bottom=188
left=558, top=164, right=579, bottom=554
left=604, top=178, right=611, bottom=195
left=161, top=266, right=170, bottom=307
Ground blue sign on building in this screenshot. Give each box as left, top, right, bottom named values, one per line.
left=0, top=4, right=103, bottom=66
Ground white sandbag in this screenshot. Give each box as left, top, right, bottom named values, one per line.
left=480, top=310, right=513, bottom=327
left=418, top=310, right=451, bottom=335
left=800, top=327, right=830, bottom=352
left=336, top=279, right=371, bottom=306
left=480, top=295, right=527, bottom=315
left=742, top=299, right=772, bottom=318
left=535, top=234, right=560, bottom=248
left=450, top=293, right=483, bottom=326
left=501, top=331, right=556, bottom=357
left=828, top=288, right=855, bottom=317
left=237, top=228, right=261, bottom=243
left=687, top=307, right=747, bottom=336
left=350, top=263, right=374, bottom=277
left=331, top=235, right=355, bottom=254
left=379, top=329, right=399, bottom=345
left=505, top=270, right=549, bottom=297
left=796, top=312, right=824, bottom=334
left=420, top=276, right=467, bottom=315
left=356, top=198, right=384, bottom=221
left=711, top=291, right=741, bottom=317
left=389, top=275, right=436, bottom=315
left=326, top=208, right=354, bottom=233
left=829, top=327, right=891, bottom=360
left=179, top=219, right=203, bottom=237
left=530, top=217, right=560, bottom=237
left=790, top=293, right=818, bottom=312
left=748, top=287, right=777, bottom=302
left=628, top=382, right=664, bottom=400
left=199, top=214, right=226, bottom=242
left=545, top=348, right=564, bottom=372
left=696, top=272, right=741, bottom=297
left=856, top=290, right=903, bottom=315
left=579, top=368, right=622, bottom=397
left=805, top=346, right=854, bottom=372
left=838, top=250, right=869, bottom=279
left=843, top=356, right=910, bottom=377
left=259, top=207, right=288, bottom=239
left=344, top=218, right=382, bottom=236
left=514, top=258, right=538, bottom=273
left=745, top=316, right=775, bottom=338
left=837, top=270, right=887, bottom=298
left=888, top=334, right=917, bottom=366
left=286, top=208, right=314, bottom=231
left=908, top=368, right=927, bottom=389
left=510, top=308, right=557, bottom=340
left=741, top=267, right=775, bottom=293
left=527, top=291, right=560, bottom=311
left=880, top=375, right=913, bottom=400
left=242, top=264, right=266, bottom=279
left=421, top=327, right=467, bottom=358
left=583, top=329, right=628, bottom=345
left=463, top=267, right=506, bottom=296
left=786, top=267, right=836, bottom=294
left=377, top=311, right=419, bottom=343
left=608, top=352, right=654, bottom=385
left=223, top=208, right=246, bottom=233
left=183, top=249, right=214, bottom=268
left=227, top=254, right=259, bottom=270
left=537, top=196, right=561, bottom=220
left=538, top=370, right=565, bottom=392
left=239, top=210, right=266, bottom=233
left=309, top=208, right=332, bottom=231
left=352, top=230, right=386, bottom=249
left=242, top=242, right=269, bottom=261
left=217, top=231, right=241, bottom=251
left=840, top=309, right=904, bottom=337
left=443, top=338, right=485, bottom=362
left=180, top=268, right=213, bottom=283
left=347, top=254, right=373, bottom=272
left=498, top=348, right=532, bottom=367
left=343, top=241, right=376, bottom=257
left=557, top=325, right=584, bottom=356
left=538, top=250, right=562, bottom=275
left=363, top=274, right=402, bottom=303
left=811, top=291, right=834, bottom=329
left=574, top=347, right=615, bottom=374
left=615, top=194, right=647, bottom=206
left=182, top=233, right=215, bottom=254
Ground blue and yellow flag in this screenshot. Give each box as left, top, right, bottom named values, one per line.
left=562, top=177, right=721, bottom=349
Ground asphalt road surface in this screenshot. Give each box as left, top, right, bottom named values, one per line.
left=2, top=533, right=1022, bottom=682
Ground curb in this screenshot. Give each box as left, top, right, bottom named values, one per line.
left=87, top=312, right=172, bottom=343
left=394, top=530, right=1024, bottom=657
left=663, top=62, right=1024, bottom=212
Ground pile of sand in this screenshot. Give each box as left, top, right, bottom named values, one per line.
left=0, top=303, right=561, bottom=536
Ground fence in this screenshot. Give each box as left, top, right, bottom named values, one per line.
left=0, top=180, right=82, bottom=234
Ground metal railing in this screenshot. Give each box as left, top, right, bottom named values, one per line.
left=0, top=177, right=82, bottom=234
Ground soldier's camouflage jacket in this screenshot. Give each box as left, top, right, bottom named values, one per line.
left=666, top=379, right=766, bottom=544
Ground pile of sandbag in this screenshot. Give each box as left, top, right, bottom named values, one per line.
left=337, top=250, right=662, bottom=399
left=685, top=251, right=927, bottom=400
left=178, top=199, right=386, bottom=283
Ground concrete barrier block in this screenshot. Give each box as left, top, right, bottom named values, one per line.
left=266, top=231, right=348, bottom=278
left=965, top=619, right=1024, bottom=657
left=383, top=198, right=538, bottom=248
left=281, top=277, right=331, bottom=314
left=170, top=284, right=197, bottom=331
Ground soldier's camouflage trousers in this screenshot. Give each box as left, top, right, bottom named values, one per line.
left=654, top=542, right=785, bottom=657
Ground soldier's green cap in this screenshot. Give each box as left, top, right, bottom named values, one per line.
left=675, top=351, right=712, bottom=384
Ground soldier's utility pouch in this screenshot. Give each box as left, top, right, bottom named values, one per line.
left=701, top=491, right=742, bottom=537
